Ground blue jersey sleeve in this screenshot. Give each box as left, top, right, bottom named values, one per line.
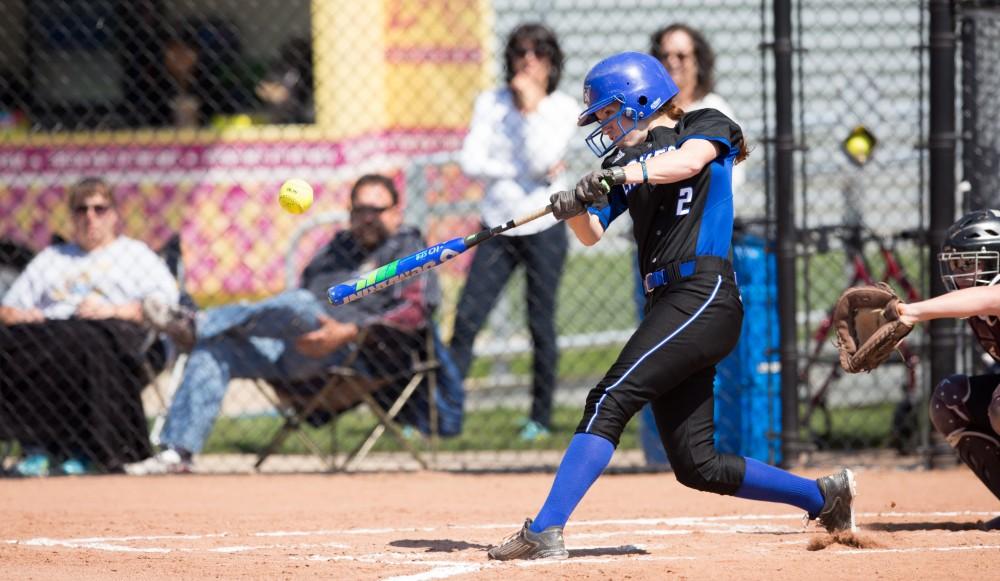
left=587, top=188, right=628, bottom=230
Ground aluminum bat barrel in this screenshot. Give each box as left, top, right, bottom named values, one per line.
left=327, top=236, right=469, bottom=305
left=327, top=204, right=552, bottom=306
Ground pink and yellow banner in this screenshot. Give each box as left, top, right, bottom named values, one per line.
left=1, top=0, right=493, bottom=305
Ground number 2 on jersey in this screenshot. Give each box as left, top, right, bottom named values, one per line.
left=676, top=187, right=693, bottom=216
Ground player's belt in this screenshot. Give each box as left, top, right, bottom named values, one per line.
left=643, top=255, right=734, bottom=294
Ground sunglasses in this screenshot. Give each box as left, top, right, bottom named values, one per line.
left=511, top=45, right=549, bottom=59
left=657, top=51, right=693, bottom=63
left=72, top=203, right=112, bottom=217
left=350, top=204, right=394, bottom=217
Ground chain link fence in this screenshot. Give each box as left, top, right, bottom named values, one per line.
left=792, top=0, right=930, bottom=459
left=0, top=0, right=959, bottom=475
left=961, top=1, right=1000, bottom=211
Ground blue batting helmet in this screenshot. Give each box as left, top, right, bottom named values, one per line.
left=578, top=51, right=679, bottom=157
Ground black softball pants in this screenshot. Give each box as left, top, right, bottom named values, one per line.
left=576, top=270, right=747, bottom=495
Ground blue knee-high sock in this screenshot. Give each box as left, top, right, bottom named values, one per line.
left=530, top=433, right=616, bottom=533
left=734, top=457, right=825, bottom=518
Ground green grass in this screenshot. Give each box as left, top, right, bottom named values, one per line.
left=458, top=250, right=635, bottom=381
left=556, top=252, right=638, bottom=334
left=799, top=401, right=900, bottom=450
left=468, top=344, right=621, bottom=381
left=451, top=250, right=637, bottom=339
left=198, top=401, right=898, bottom=458
left=201, top=404, right=642, bottom=456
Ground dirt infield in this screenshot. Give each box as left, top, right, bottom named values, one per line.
left=2, top=466, right=997, bottom=580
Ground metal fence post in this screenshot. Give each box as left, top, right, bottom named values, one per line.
left=773, top=0, right=800, bottom=467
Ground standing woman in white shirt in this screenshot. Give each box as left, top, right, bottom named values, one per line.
left=0, top=177, right=180, bottom=476
left=452, top=23, right=579, bottom=441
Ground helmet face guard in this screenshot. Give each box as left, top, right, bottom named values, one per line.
left=938, top=250, right=1000, bottom=291
left=583, top=95, right=639, bottom=157
left=939, top=209, right=1000, bottom=291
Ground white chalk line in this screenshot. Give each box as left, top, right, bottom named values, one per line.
left=13, top=510, right=976, bottom=545
left=383, top=564, right=484, bottom=581
left=208, top=542, right=349, bottom=554
left=23, top=532, right=229, bottom=543
left=9, top=532, right=230, bottom=553
left=6, top=510, right=995, bottom=550
left=318, top=552, right=700, bottom=581
left=10, top=535, right=347, bottom=555
left=6, top=509, right=998, bottom=580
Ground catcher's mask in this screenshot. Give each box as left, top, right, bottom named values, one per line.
left=939, top=209, right=1000, bottom=291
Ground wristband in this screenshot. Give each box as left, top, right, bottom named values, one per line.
left=601, top=166, right=627, bottom=192
left=609, top=166, right=627, bottom=185
left=639, top=160, right=648, bottom=184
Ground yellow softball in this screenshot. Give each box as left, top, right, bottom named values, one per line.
left=844, top=135, right=871, bottom=164
left=278, top=179, right=314, bottom=214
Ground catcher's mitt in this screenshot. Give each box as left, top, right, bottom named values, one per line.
left=833, top=282, right=914, bottom=373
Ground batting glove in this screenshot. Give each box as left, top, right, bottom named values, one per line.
left=575, top=167, right=626, bottom=204
left=549, top=190, right=586, bottom=220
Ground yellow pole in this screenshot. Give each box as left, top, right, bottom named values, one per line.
left=311, top=0, right=388, bottom=137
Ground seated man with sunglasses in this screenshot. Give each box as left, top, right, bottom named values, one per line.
left=128, top=174, right=453, bottom=474
left=1, top=177, right=181, bottom=476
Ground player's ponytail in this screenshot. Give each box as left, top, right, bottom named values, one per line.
left=652, top=99, right=685, bottom=122
left=735, top=141, right=750, bottom=165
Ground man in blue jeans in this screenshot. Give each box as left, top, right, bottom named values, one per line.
left=127, top=174, right=460, bottom=474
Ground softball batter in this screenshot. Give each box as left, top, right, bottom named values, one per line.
left=488, top=51, right=856, bottom=560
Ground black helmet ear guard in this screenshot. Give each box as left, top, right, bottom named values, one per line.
left=939, top=209, right=1000, bottom=291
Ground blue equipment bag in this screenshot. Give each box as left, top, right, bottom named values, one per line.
left=714, top=233, right=782, bottom=464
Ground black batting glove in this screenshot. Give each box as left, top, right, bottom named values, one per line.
left=575, top=167, right=626, bottom=205
left=549, top=190, right=586, bottom=220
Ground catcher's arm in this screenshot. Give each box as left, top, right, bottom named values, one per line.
left=897, top=284, right=1000, bottom=325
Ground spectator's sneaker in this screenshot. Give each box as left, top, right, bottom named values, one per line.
left=487, top=518, right=568, bottom=560
left=14, top=453, right=50, bottom=477
left=124, top=448, right=192, bottom=475
left=815, top=468, right=857, bottom=533
left=57, top=457, right=91, bottom=476
left=518, top=420, right=551, bottom=442
left=142, top=297, right=196, bottom=352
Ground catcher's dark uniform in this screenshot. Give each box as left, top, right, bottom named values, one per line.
left=930, top=316, right=1000, bottom=500
left=579, top=109, right=747, bottom=494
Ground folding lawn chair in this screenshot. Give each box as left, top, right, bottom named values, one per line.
left=253, top=322, right=440, bottom=471
left=252, top=211, right=442, bottom=471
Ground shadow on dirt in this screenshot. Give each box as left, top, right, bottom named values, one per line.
left=390, top=539, right=491, bottom=552
left=388, top=539, right=650, bottom=558
left=865, top=521, right=995, bottom=532
left=568, top=545, right=650, bottom=558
